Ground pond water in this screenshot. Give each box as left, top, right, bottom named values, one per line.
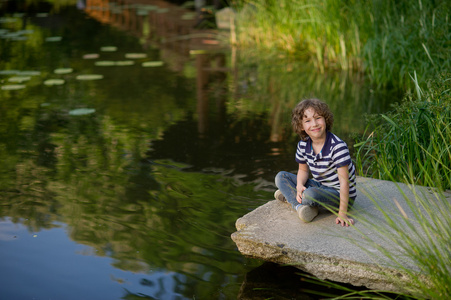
left=0, top=1, right=398, bottom=299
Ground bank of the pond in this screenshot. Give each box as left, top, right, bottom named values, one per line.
left=232, top=176, right=451, bottom=297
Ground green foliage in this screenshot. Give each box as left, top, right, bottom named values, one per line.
left=364, top=0, right=451, bottom=89
left=354, top=72, right=451, bottom=190
left=233, top=0, right=450, bottom=89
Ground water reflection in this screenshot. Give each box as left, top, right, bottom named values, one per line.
left=1, top=1, right=398, bottom=299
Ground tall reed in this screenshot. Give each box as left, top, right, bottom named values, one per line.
left=232, top=0, right=450, bottom=89
left=354, top=72, right=451, bottom=190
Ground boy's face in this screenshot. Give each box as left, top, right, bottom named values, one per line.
left=301, top=107, right=326, bottom=141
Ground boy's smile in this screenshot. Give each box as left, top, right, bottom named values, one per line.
left=302, top=108, right=327, bottom=142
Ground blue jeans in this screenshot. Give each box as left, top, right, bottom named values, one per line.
left=275, top=171, right=354, bottom=211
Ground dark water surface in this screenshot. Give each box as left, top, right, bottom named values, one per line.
left=0, top=1, right=397, bottom=299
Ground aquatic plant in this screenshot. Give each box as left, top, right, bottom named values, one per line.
left=354, top=72, right=451, bottom=190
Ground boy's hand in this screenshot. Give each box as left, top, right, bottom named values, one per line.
left=335, top=213, right=354, bottom=227
left=296, top=186, right=306, bottom=203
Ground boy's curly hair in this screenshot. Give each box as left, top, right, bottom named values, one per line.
left=292, top=98, right=334, bottom=140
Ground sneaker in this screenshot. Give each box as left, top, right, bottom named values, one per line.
left=298, top=205, right=319, bottom=222
left=274, top=190, right=286, bottom=202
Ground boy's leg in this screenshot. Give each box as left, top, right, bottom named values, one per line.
left=301, top=182, right=341, bottom=210
left=274, top=171, right=299, bottom=210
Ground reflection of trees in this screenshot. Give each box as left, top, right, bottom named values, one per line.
left=1, top=8, right=265, bottom=297
left=230, top=55, right=402, bottom=142
left=1, top=105, right=264, bottom=297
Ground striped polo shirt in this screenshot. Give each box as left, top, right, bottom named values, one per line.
left=295, top=131, right=357, bottom=198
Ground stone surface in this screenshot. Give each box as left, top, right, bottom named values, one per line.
left=231, top=177, right=450, bottom=292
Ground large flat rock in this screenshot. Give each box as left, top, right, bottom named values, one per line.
left=231, top=177, right=449, bottom=292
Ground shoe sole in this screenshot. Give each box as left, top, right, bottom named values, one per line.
left=274, top=190, right=286, bottom=202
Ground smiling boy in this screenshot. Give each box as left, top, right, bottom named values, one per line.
left=275, top=98, right=357, bottom=226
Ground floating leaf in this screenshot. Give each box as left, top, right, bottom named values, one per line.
left=44, top=79, right=65, bottom=86
left=95, top=61, right=116, bottom=66
left=36, top=13, right=49, bottom=17
left=142, top=61, right=164, bottom=67
left=136, top=9, right=149, bottom=16
left=45, top=36, right=62, bottom=42
left=83, top=53, right=99, bottom=59
left=100, top=46, right=117, bottom=52
left=76, top=74, right=104, bottom=81
left=125, top=53, right=147, bottom=59
left=69, top=108, right=96, bottom=116
left=8, top=76, right=31, bottom=83
left=115, top=61, right=135, bottom=66
left=17, top=71, right=41, bottom=76
left=156, top=8, right=169, bottom=13
left=133, top=4, right=158, bottom=12
left=0, top=70, right=19, bottom=75
left=1, top=84, right=26, bottom=90
left=1, top=32, right=21, bottom=39
left=11, top=36, right=28, bottom=41
left=0, top=17, right=18, bottom=24
left=16, top=29, right=34, bottom=35
left=54, top=68, right=73, bottom=74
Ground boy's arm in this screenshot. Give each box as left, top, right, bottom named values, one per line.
left=336, top=166, right=355, bottom=227
left=296, top=163, right=310, bottom=204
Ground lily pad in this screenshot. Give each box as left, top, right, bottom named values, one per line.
left=83, top=53, right=99, bottom=59
left=76, top=74, right=104, bottom=81
left=1, top=84, right=26, bottom=90
left=11, top=36, right=28, bottom=41
left=16, top=30, right=34, bottom=35
left=136, top=9, right=149, bottom=16
left=0, top=70, right=19, bottom=75
left=156, top=8, right=170, bottom=13
left=8, top=76, right=31, bottom=83
left=0, top=17, right=18, bottom=24
left=17, top=71, right=41, bottom=76
left=54, top=68, right=73, bottom=74
left=69, top=108, right=96, bottom=116
left=1, top=32, right=21, bottom=39
left=100, top=46, right=118, bottom=52
left=45, top=36, right=62, bottom=42
left=95, top=61, right=116, bottom=66
left=142, top=61, right=164, bottom=67
left=44, top=79, right=65, bottom=86
left=125, top=53, right=147, bottom=59
left=115, top=61, right=135, bottom=66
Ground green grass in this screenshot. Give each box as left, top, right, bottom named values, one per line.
left=232, top=0, right=450, bottom=89
left=354, top=72, right=451, bottom=191
left=330, top=170, right=451, bottom=299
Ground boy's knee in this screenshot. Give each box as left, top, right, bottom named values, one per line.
left=302, top=188, right=318, bottom=206
left=274, top=171, right=286, bottom=186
